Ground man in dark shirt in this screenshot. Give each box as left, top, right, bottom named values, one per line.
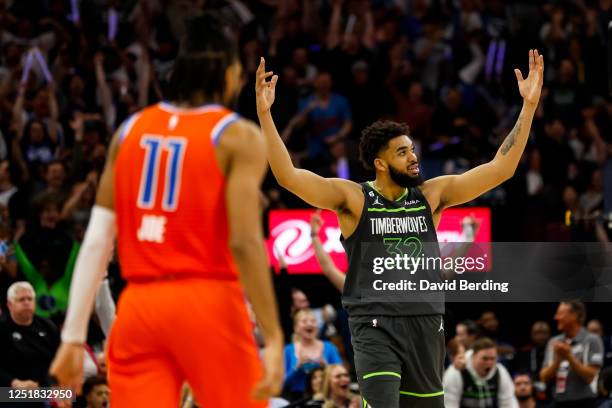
left=0, top=281, right=60, bottom=388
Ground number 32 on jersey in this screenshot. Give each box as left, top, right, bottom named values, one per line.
left=136, top=134, right=187, bottom=243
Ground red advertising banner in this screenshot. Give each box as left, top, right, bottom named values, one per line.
left=267, top=207, right=492, bottom=274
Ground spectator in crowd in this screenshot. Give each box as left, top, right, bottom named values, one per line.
left=540, top=300, right=604, bottom=408
left=447, top=337, right=467, bottom=371
left=287, top=366, right=325, bottom=407
left=514, top=321, right=552, bottom=404
left=291, top=72, right=352, bottom=173
left=284, top=309, right=342, bottom=400
left=479, top=310, right=516, bottom=362
left=14, top=193, right=78, bottom=320
left=320, top=364, right=358, bottom=408
left=0, top=281, right=60, bottom=388
left=456, top=319, right=479, bottom=352
left=81, top=375, right=110, bottom=408
left=0, top=160, right=18, bottom=206
left=443, top=337, right=518, bottom=408
left=514, top=373, right=537, bottom=408
left=587, top=319, right=612, bottom=369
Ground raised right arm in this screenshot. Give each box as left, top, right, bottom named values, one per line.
left=255, top=58, right=354, bottom=212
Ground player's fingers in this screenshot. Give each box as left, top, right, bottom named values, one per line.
left=257, top=57, right=265, bottom=74
left=258, top=71, right=273, bottom=86
left=270, top=75, right=279, bottom=90
left=539, top=54, right=544, bottom=72
left=514, top=69, right=524, bottom=83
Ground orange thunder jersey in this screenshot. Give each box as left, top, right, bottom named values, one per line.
left=114, top=102, right=241, bottom=281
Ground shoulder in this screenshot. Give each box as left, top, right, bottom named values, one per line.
left=34, top=315, right=58, bottom=332
left=585, top=332, right=604, bottom=346
left=322, top=340, right=338, bottom=351
left=217, top=119, right=265, bottom=154
left=221, top=118, right=262, bottom=143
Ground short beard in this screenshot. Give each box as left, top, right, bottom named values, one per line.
left=516, top=395, right=532, bottom=402
left=389, top=164, right=423, bottom=188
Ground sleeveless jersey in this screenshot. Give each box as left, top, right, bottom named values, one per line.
left=114, top=102, right=240, bottom=281
left=341, top=182, right=445, bottom=316
left=460, top=367, right=500, bottom=408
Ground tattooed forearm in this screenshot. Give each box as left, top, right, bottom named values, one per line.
left=500, top=112, right=522, bottom=155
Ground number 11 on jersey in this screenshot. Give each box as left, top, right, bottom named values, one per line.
left=138, top=135, right=187, bottom=211
left=136, top=135, right=187, bottom=243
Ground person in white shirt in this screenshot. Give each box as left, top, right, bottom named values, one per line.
left=443, top=337, right=518, bottom=408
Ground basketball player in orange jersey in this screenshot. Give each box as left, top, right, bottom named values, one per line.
left=49, top=13, right=283, bottom=407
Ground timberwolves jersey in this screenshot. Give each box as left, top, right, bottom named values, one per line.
left=341, top=182, right=445, bottom=316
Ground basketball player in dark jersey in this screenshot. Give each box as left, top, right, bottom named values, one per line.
left=256, top=51, right=544, bottom=407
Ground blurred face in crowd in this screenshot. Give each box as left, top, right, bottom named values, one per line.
left=328, top=365, right=351, bottom=401
left=531, top=321, right=551, bottom=348
left=314, top=73, right=332, bottom=98
left=0, top=160, right=11, bottom=184
left=480, top=311, right=499, bottom=333
left=589, top=170, right=602, bottom=191
left=563, top=186, right=578, bottom=210
left=29, top=121, right=45, bottom=144
left=69, top=75, right=85, bottom=99
left=46, top=162, right=66, bottom=190
left=4, top=43, right=21, bottom=67
left=456, top=323, right=478, bottom=349
left=282, top=66, right=298, bottom=88
left=294, top=311, right=318, bottom=342
left=554, top=303, right=579, bottom=333
left=292, top=48, right=309, bottom=69
left=587, top=319, right=603, bottom=337
left=446, top=88, right=462, bottom=112
left=8, top=288, right=35, bottom=325
left=40, top=202, right=60, bottom=229
left=352, top=65, right=369, bottom=86
left=472, top=347, right=497, bottom=378
left=33, top=89, right=50, bottom=118
left=409, top=82, right=424, bottom=102
left=514, top=374, right=534, bottom=401
left=528, top=149, right=541, bottom=172
left=292, top=289, right=310, bottom=310
left=545, top=119, right=565, bottom=141
left=86, top=383, right=110, bottom=408
left=558, top=60, right=575, bottom=84
left=311, top=368, right=324, bottom=394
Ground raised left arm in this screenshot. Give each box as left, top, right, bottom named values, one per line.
left=424, top=50, right=544, bottom=211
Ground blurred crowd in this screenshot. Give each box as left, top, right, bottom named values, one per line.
left=0, top=0, right=611, bottom=407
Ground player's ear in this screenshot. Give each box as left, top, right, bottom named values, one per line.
left=374, top=157, right=386, bottom=172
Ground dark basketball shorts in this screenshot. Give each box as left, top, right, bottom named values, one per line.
left=348, top=314, right=446, bottom=408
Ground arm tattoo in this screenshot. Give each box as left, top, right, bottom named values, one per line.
left=500, top=113, right=522, bottom=155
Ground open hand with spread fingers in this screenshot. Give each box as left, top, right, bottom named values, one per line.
left=515, top=49, right=544, bottom=107
left=255, top=57, right=278, bottom=116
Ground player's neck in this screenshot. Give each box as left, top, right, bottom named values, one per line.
left=173, top=92, right=223, bottom=108
left=372, top=178, right=407, bottom=201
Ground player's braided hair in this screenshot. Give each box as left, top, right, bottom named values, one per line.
left=359, top=120, right=411, bottom=171
left=166, top=12, right=239, bottom=103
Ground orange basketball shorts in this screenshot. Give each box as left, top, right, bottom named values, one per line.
left=106, top=278, right=266, bottom=408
